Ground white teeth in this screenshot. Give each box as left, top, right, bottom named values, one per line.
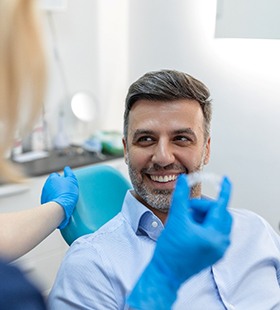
left=150, top=175, right=177, bottom=183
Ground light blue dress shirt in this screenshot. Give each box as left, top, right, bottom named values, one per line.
left=48, top=191, right=280, bottom=310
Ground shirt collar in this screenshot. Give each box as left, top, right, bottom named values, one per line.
left=122, top=190, right=164, bottom=241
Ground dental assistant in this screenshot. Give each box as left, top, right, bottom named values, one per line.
left=0, top=1, right=78, bottom=308
left=0, top=0, right=78, bottom=263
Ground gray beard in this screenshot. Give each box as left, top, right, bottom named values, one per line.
left=135, top=184, right=172, bottom=212
left=128, top=165, right=199, bottom=213
left=127, top=159, right=205, bottom=212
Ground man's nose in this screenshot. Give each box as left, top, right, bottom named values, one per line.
left=151, top=141, right=175, bottom=167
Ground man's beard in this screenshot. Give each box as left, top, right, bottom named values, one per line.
left=128, top=161, right=204, bottom=213
left=128, top=164, right=173, bottom=212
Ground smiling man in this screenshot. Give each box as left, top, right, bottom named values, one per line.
left=123, top=97, right=210, bottom=223
left=49, top=70, right=280, bottom=309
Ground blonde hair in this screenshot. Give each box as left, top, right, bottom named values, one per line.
left=0, top=0, right=46, bottom=183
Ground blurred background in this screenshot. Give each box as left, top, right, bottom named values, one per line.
left=38, top=0, right=280, bottom=232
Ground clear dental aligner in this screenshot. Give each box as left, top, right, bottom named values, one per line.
left=186, top=171, right=223, bottom=193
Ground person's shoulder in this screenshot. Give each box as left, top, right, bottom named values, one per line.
left=57, top=211, right=136, bottom=272
left=230, top=208, right=262, bottom=219
left=65, top=211, right=132, bottom=258
left=230, top=208, right=275, bottom=232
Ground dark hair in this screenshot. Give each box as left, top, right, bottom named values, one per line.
left=123, top=69, right=212, bottom=142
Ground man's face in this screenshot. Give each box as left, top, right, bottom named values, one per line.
left=123, top=99, right=210, bottom=213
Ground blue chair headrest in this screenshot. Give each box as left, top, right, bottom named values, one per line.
left=60, top=165, right=131, bottom=245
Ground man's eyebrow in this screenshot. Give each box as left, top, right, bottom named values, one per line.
left=173, top=128, right=198, bottom=142
left=132, top=129, right=155, bottom=139
left=132, top=128, right=197, bottom=139
left=174, top=128, right=196, bottom=136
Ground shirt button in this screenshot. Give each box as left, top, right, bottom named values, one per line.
left=151, top=221, right=158, bottom=228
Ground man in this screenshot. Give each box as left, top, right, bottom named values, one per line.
left=49, top=70, right=280, bottom=309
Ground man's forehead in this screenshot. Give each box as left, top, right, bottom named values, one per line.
left=127, top=99, right=204, bottom=131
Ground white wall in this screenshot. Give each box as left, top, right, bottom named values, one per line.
left=43, top=0, right=280, bottom=232
left=41, top=0, right=100, bottom=143
left=216, top=0, right=280, bottom=39
left=128, top=0, right=280, bottom=232
left=41, top=0, right=128, bottom=143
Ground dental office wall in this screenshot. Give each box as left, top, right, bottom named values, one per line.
left=42, top=0, right=128, bottom=144
left=43, top=0, right=280, bottom=232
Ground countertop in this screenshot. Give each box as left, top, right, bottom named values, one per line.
left=11, top=146, right=123, bottom=177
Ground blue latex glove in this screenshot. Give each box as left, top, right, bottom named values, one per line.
left=127, top=174, right=232, bottom=310
left=41, top=166, right=79, bottom=229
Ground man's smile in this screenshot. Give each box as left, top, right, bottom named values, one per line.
left=150, top=174, right=178, bottom=183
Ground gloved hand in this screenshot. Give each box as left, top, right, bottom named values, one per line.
left=41, top=166, right=79, bottom=229
left=127, top=174, right=232, bottom=310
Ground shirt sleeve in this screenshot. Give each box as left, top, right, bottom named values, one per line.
left=259, top=215, right=280, bottom=282
left=48, top=239, right=119, bottom=310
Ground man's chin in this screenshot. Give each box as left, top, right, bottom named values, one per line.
left=134, top=187, right=172, bottom=212
left=146, top=194, right=171, bottom=213
left=152, top=189, right=173, bottom=195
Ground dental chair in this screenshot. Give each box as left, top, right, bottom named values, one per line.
left=60, top=164, right=131, bottom=245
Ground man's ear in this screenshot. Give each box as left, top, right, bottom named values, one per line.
left=122, top=138, right=128, bottom=164
left=203, top=136, right=211, bottom=165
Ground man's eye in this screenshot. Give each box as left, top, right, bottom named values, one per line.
left=137, top=136, right=154, bottom=143
left=174, top=136, right=191, bottom=143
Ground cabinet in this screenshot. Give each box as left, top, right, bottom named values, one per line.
left=0, top=157, right=127, bottom=296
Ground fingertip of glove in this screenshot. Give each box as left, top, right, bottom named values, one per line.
left=172, top=173, right=189, bottom=202
left=222, top=176, right=231, bottom=186
left=220, top=176, right=232, bottom=198
left=64, top=166, right=73, bottom=176
left=48, top=172, right=60, bottom=179
left=176, top=173, right=187, bottom=186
